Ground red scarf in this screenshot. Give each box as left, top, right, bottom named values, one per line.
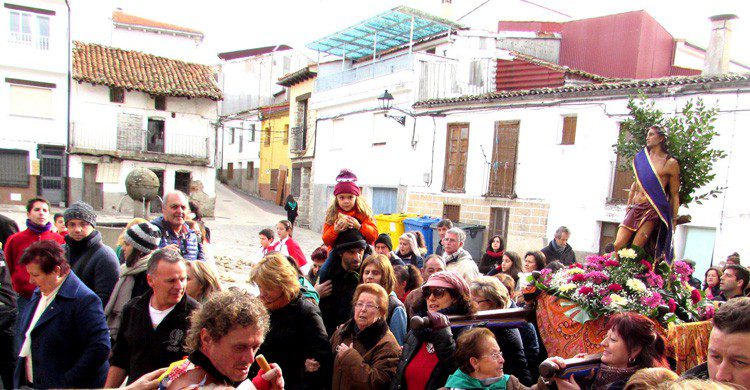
left=485, top=249, right=504, bottom=259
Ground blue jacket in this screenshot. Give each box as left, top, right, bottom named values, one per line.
left=151, top=216, right=204, bottom=261
left=14, top=271, right=111, bottom=389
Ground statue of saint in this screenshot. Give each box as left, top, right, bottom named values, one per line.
left=613, top=126, right=680, bottom=262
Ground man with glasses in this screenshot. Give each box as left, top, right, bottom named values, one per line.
left=442, top=228, right=479, bottom=283
left=63, top=201, right=119, bottom=306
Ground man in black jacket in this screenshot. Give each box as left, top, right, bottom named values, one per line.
left=0, top=248, right=17, bottom=388
left=105, top=248, right=199, bottom=387
left=319, top=229, right=371, bottom=336
left=63, top=201, right=119, bottom=305
left=540, top=226, right=576, bottom=266
left=0, top=213, right=18, bottom=248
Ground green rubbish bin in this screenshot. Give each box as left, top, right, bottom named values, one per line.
left=430, top=222, right=486, bottom=262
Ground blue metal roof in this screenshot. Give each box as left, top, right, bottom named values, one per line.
left=306, top=6, right=463, bottom=60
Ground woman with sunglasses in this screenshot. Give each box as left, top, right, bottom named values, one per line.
left=330, top=283, right=401, bottom=390
left=392, top=271, right=477, bottom=390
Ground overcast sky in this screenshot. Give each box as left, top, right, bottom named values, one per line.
left=101, top=0, right=750, bottom=64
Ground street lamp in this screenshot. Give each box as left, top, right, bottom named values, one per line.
left=377, top=89, right=406, bottom=126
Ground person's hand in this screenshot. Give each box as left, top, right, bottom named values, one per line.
left=347, top=216, right=361, bottom=230
left=123, top=367, right=167, bottom=390
left=304, top=358, right=320, bottom=372
left=315, top=280, right=332, bottom=298
left=553, top=375, right=582, bottom=390
left=336, top=342, right=352, bottom=354
left=261, top=363, right=284, bottom=390
left=426, top=311, right=450, bottom=330
left=334, top=218, right=348, bottom=232
left=542, top=356, right=567, bottom=371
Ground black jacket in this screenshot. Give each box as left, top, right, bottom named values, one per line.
left=0, top=249, right=15, bottom=309
left=396, top=251, right=423, bottom=268
left=391, top=326, right=456, bottom=390
left=319, top=247, right=372, bottom=336
left=540, top=241, right=576, bottom=266
left=250, top=294, right=331, bottom=390
left=479, top=252, right=504, bottom=274
left=0, top=214, right=18, bottom=248
left=681, top=362, right=709, bottom=380
left=110, top=291, right=200, bottom=385
left=65, top=231, right=120, bottom=306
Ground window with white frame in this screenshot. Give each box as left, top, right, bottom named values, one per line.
left=8, top=9, right=50, bottom=50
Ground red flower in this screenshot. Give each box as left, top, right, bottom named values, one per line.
left=605, top=259, right=620, bottom=267
left=668, top=298, right=677, bottom=313
left=640, top=260, right=653, bottom=271
left=572, top=263, right=584, bottom=269
left=691, top=289, right=702, bottom=304
left=608, top=283, right=623, bottom=292
left=579, top=286, right=594, bottom=295
left=571, top=274, right=585, bottom=282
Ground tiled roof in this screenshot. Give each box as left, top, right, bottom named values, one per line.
left=414, top=73, right=750, bottom=108
left=277, top=66, right=317, bottom=87
left=73, top=41, right=222, bottom=100
left=508, top=51, right=620, bottom=82
left=112, top=10, right=203, bottom=36
left=218, top=45, right=293, bottom=61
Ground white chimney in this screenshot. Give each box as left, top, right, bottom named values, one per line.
left=703, top=14, right=738, bottom=76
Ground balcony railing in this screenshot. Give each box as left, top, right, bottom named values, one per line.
left=71, top=125, right=210, bottom=159
left=290, top=126, right=306, bottom=152
left=9, top=32, right=49, bottom=50
left=418, top=58, right=495, bottom=100
left=315, top=53, right=414, bottom=92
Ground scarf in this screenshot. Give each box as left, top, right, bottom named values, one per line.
left=444, top=369, right=509, bottom=389
left=287, top=201, right=297, bottom=210
left=591, top=364, right=638, bottom=390
left=26, top=219, right=52, bottom=235
left=550, top=239, right=564, bottom=254
left=105, top=254, right=151, bottom=320
left=188, top=349, right=242, bottom=387
left=485, top=250, right=504, bottom=259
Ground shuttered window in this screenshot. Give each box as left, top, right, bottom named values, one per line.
left=610, top=123, right=635, bottom=203
left=443, top=124, right=469, bottom=192
left=488, top=121, right=519, bottom=197
left=561, top=116, right=577, bottom=145
left=0, top=149, right=29, bottom=187
left=443, top=204, right=461, bottom=223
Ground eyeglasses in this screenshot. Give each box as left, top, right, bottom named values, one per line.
left=443, top=237, right=459, bottom=243
left=423, top=287, right=449, bottom=299
left=481, top=352, right=503, bottom=361
left=354, top=302, right=379, bottom=312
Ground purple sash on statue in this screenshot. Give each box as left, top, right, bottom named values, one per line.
left=632, top=148, right=673, bottom=263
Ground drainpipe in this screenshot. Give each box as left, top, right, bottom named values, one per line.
left=64, top=0, right=71, bottom=207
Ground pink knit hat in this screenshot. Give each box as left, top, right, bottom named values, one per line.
left=334, top=169, right=361, bottom=196
left=422, top=271, right=470, bottom=297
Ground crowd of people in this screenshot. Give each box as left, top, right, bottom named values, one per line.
left=0, top=168, right=749, bottom=390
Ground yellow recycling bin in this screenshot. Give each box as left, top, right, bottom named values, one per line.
left=374, top=213, right=418, bottom=247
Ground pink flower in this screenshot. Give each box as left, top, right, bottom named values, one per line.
left=702, top=304, right=716, bottom=320
left=691, top=289, right=702, bottom=305
left=572, top=263, right=584, bottom=269
left=645, top=272, right=664, bottom=288
left=668, top=298, right=677, bottom=313
left=640, top=260, right=653, bottom=271
left=605, top=259, right=620, bottom=267
left=608, top=283, right=623, bottom=292
left=601, top=296, right=612, bottom=306
left=571, top=274, right=585, bottom=283
left=640, top=292, right=663, bottom=308
left=584, top=271, right=610, bottom=284
left=579, top=286, right=594, bottom=295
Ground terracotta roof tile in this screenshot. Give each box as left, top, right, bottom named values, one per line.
left=112, top=10, right=203, bottom=36
left=414, top=73, right=750, bottom=108
left=73, top=41, right=222, bottom=100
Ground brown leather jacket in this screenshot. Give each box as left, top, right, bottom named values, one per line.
left=330, top=318, right=401, bottom=390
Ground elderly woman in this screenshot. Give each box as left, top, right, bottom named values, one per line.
left=14, top=240, right=110, bottom=388
left=392, top=271, right=477, bottom=390
left=331, top=283, right=401, bottom=390
left=543, top=312, right=669, bottom=389
left=396, top=232, right=424, bottom=268
left=470, top=277, right=533, bottom=385
left=105, top=222, right=162, bottom=340
left=444, top=328, right=530, bottom=389
left=185, top=260, right=222, bottom=303
left=361, top=254, right=408, bottom=345
left=249, top=252, right=331, bottom=390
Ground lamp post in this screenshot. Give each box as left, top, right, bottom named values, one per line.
left=377, top=90, right=406, bottom=126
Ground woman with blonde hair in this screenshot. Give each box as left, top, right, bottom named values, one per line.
left=185, top=260, right=222, bottom=303
left=396, top=232, right=424, bottom=268
left=624, top=367, right=678, bottom=389
left=360, top=254, right=407, bottom=345
left=249, top=252, right=331, bottom=389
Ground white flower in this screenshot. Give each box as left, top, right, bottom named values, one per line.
left=558, top=283, right=577, bottom=293
left=609, top=294, right=628, bottom=307
left=626, top=278, right=647, bottom=293
left=618, top=248, right=637, bottom=260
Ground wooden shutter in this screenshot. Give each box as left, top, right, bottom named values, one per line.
left=443, top=124, right=469, bottom=192
left=561, top=116, right=577, bottom=145
left=488, top=121, right=519, bottom=197
left=610, top=124, right=635, bottom=203
left=443, top=204, right=461, bottom=222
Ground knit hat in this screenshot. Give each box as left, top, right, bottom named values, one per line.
left=374, top=233, right=393, bottom=251
left=124, top=222, right=162, bottom=254
left=64, top=201, right=97, bottom=227
left=422, top=271, right=470, bottom=297
left=333, top=169, right=361, bottom=197
left=335, top=229, right=368, bottom=253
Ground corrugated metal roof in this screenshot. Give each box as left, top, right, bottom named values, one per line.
left=217, top=45, right=293, bottom=61
left=306, top=6, right=462, bottom=60
left=112, top=10, right=203, bottom=36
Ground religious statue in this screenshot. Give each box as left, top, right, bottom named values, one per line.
left=613, top=125, right=680, bottom=262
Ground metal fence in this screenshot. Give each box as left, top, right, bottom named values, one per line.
left=315, top=53, right=414, bottom=92
left=71, top=124, right=209, bottom=159
left=418, top=58, right=495, bottom=100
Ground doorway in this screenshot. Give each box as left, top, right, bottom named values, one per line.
left=38, top=145, right=65, bottom=205
left=82, top=163, right=104, bottom=210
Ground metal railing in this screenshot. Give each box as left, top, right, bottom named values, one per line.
left=8, top=32, right=49, bottom=50
left=418, top=58, right=495, bottom=100
left=290, top=126, right=306, bottom=152
left=71, top=125, right=210, bottom=159
left=315, top=53, right=414, bottom=92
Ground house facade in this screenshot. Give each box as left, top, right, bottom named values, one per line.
left=70, top=41, right=221, bottom=215
left=0, top=0, right=69, bottom=206
left=258, top=104, right=290, bottom=204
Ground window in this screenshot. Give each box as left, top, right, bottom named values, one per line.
left=264, top=127, right=271, bottom=146
left=227, top=163, right=234, bottom=180
left=610, top=123, right=635, bottom=203
left=109, top=87, right=124, bottom=103
left=239, top=132, right=243, bottom=153
left=0, top=149, right=30, bottom=187
left=443, top=124, right=469, bottom=192
left=489, top=207, right=510, bottom=244
left=561, top=115, right=577, bottom=145
left=146, top=118, right=165, bottom=153
left=443, top=204, right=461, bottom=222
left=228, top=128, right=235, bottom=144
left=8, top=8, right=51, bottom=50
left=8, top=80, right=54, bottom=118
left=154, top=96, right=167, bottom=111
left=283, top=124, right=289, bottom=145
left=249, top=124, right=256, bottom=142
left=247, top=161, right=254, bottom=179
left=488, top=121, right=519, bottom=197
left=291, top=167, right=301, bottom=197
left=269, top=168, right=279, bottom=191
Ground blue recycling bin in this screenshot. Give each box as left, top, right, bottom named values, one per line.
left=403, top=216, right=441, bottom=256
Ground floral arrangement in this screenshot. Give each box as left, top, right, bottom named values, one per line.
left=536, top=247, right=715, bottom=325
